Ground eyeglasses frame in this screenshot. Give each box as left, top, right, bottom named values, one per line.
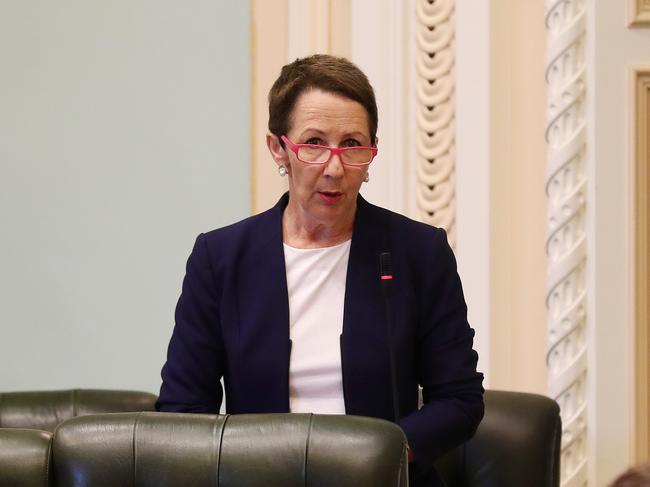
left=280, top=135, right=377, bottom=167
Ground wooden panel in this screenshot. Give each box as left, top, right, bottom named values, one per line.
left=251, top=0, right=289, bottom=213
left=632, top=67, right=650, bottom=462
left=489, top=0, right=548, bottom=395
left=628, top=0, right=650, bottom=27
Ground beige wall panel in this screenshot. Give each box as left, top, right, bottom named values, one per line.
left=591, top=1, right=650, bottom=483
left=489, top=0, right=547, bottom=394
left=631, top=67, right=650, bottom=463
left=251, top=0, right=289, bottom=213
left=329, top=0, right=351, bottom=58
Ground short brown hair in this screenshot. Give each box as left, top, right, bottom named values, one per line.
left=268, top=54, right=378, bottom=145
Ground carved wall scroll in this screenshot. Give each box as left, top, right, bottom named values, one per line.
left=415, top=0, right=456, bottom=246
left=545, top=0, right=588, bottom=485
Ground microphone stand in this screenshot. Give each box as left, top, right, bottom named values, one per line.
left=380, top=252, right=400, bottom=424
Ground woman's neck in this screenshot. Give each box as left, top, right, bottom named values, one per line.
left=282, top=202, right=355, bottom=249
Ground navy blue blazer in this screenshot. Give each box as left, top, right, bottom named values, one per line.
left=157, top=193, right=484, bottom=476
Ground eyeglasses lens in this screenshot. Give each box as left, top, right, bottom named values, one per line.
left=343, top=148, right=373, bottom=165
left=297, top=146, right=330, bottom=163
left=297, top=147, right=372, bottom=165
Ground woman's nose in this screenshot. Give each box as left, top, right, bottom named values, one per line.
left=323, top=153, right=345, bottom=177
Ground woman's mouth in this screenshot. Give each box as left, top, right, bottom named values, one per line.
left=318, top=191, right=343, bottom=203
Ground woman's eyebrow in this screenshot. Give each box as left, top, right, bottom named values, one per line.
left=297, top=128, right=368, bottom=140
left=297, top=128, right=327, bottom=137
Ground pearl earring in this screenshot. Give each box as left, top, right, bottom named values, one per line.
left=363, top=172, right=370, bottom=183
left=278, top=165, right=288, bottom=177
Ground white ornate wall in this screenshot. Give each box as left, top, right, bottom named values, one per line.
left=544, top=0, right=589, bottom=485
left=250, top=0, right=650, bottom=484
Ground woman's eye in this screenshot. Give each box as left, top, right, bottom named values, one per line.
left=342, top=139, right=361, bottom=148
left=304, top=138, right=323, bottom=145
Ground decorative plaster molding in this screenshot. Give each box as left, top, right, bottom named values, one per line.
left=414, top=0, right=456, bottom=246
left=544, top=0, right=588, bottom=485
left=631, top=66, right=650, bottom=462
left=628, top=0, right=650, bottom=27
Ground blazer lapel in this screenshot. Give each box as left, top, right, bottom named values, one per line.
left=232, top=193, right=291, bottom=412
left=340, top=196, right=395, bottom=419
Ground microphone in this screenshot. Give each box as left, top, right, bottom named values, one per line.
left=380, top=252, right=400, bottom=423
left=380, top=252, right=393, bottom=282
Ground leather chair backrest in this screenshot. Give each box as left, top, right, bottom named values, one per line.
left=0, top=428, right=51, bottom=487
left=0, top=389, right=157, bottom=432
left=52, top=412, right=408, bottom=487
left=435, top=390, right=561, bottom=487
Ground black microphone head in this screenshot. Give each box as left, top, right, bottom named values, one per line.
left=380, top=252, right=393, bottom=278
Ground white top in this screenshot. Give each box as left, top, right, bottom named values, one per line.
left=284, top=239, right=351, bottom=414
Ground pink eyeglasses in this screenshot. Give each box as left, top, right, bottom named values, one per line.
left=281, top=135, right=378, bottom=166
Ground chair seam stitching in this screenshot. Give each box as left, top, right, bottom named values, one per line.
left=133, top=411, right=143, bottom=487
left=71, top=389, right=78, bottom=417
left=216, top=414, right=230, bottom=487
left=304, top=413, right=314, bottom=487
left=211, top=416, right=219, bottom=487
left=398, top=440, right=406, bottom=486
left=43, top=432, right=52, bottom=487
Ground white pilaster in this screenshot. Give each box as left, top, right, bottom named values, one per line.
left=350, top=0, right=415, bottom=219
left=455, top=0, right=490, bottom=385
left=545, top=0, right=589, bottom=485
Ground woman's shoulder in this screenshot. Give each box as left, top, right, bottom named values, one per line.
left=202, top=192, right=286, bottom=243
left=194, top=197, right=285, bottom=267
left=202, top=206, right=277, bottom=241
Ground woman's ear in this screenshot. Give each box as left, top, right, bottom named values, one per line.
left=266, top=133, right=289, bottom=168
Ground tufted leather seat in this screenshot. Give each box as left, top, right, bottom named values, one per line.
left=51, top=412, right=408, bottom=487
left=0, top=389, right=157, bottom=432
left=436, top=390, right=561, bottom=487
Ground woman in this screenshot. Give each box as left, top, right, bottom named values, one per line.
left=157, top=54, right=484, bottom=486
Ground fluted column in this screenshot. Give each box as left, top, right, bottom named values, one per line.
left=544, top=0, right=588, bottom=485
left=414, top=0, right=456, bottom=246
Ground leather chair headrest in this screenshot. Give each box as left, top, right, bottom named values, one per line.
left=52, top=412, right=408, bottom=487
left=0, top=428, right=51, bottom=487
left=0, top=389, right=157, bottom=432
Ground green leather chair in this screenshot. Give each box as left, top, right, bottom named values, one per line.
left=0, top=389, right=157, bottom=432
left=0, top=428, right=51, bottom=487
left=0, top=389, right=157, bottom=486
left=436, top=390, right=562, bottom=487
left=0, top=390, right=560, bottom=486
left=51, top=412, right=409, bottom=487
